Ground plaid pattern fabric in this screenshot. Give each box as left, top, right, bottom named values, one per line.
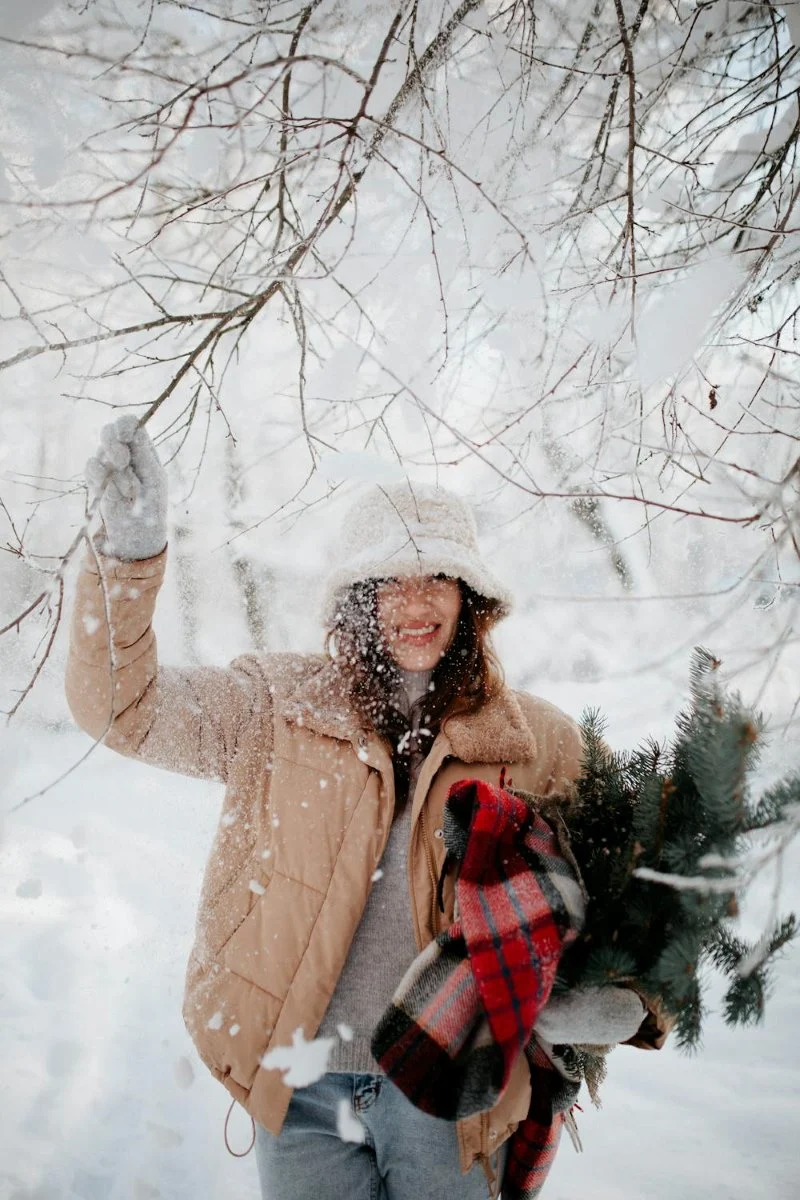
left=372, top=779, right=585, bottom=1199
left=502, top=1038, right=578, bottom=1199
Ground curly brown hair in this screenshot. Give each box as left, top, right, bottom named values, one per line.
left=326, top=578, right=505, bottom=805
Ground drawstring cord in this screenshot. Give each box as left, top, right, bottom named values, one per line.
left=224, top=1097, right=256, bottom=1158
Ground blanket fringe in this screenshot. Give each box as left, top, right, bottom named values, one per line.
left=562, top=1108, right=583, bottom=1153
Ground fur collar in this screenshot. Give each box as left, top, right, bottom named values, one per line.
left=282, top=658, right=537, bottom=765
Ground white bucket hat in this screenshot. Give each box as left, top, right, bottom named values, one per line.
left=321, top=480, right=513, bottom=625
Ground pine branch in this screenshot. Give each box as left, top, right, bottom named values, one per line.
left=556, top=648, right=798, bottom=1051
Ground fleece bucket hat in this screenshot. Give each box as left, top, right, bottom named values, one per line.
left=321, top=480, right=513, bottom=626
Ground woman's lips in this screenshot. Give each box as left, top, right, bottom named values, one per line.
left=394, top=623, right=440, bottom=645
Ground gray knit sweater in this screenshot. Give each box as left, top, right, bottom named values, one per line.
left=317, top=671, right=432, bottom=1072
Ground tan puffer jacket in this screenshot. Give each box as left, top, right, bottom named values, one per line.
left=64, top=546, right=646, bottom=1174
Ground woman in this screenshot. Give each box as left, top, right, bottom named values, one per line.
left=66, top=417, right=659, bottom=1200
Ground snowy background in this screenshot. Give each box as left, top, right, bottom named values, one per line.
left=2, top=1, right=799, bottom=1197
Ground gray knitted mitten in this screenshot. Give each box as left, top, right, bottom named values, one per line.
left=85, top=415, right=168, bottom=561
left=534, top=985, right=646, bottom=1045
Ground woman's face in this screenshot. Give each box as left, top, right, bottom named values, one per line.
left=376, top=575, right=462, bottom=672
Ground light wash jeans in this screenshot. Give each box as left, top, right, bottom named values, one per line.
left=255, top=1072, right=507, bottom=1200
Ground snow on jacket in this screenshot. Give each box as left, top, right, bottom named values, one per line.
left=64, top=545, right=650, bottom=1174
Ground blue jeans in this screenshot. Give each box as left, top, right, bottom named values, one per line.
left=255, top=1072, right=507, bottom=1200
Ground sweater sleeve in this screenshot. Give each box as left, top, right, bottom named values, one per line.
left=65, top=544, right=271, bottom=783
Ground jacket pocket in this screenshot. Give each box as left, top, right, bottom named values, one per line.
left=199, top=856, right=272, bottom=958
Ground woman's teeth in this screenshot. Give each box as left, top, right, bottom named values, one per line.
left=398, top=625, right=437, bottom=638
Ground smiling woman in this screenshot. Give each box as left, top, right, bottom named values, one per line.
left=65, top=423, right=663, bottom=1200
left=376, top=575, right=462, bottom=671
left=321, top=489, right=510, bottom=816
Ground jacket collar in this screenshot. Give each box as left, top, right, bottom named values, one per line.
left=444, top=690, right=537, bottom=765
left=283, top=659, right=537, bottom=766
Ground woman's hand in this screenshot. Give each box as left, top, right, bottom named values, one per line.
left=535, top=985, right=646, bottom=1045
left=85, top=415, right=168, bottom=560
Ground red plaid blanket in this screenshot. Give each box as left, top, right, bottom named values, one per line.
left=372, top=779, right=585, bottom=1199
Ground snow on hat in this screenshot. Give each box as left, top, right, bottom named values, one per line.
left=321, top=480, right=513, bottom=625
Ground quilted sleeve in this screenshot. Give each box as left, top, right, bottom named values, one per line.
left=65, top=544, right=272, bottom=783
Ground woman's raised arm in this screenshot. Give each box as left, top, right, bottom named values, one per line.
left=65, top=418, right=271, bottom=782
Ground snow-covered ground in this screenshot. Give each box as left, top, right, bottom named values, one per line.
left=2, top=685, right=798, bottom=1200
